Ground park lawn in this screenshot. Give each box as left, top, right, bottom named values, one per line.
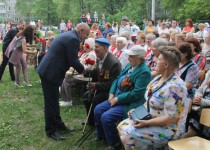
left=0, top=65, right=107, bottom=150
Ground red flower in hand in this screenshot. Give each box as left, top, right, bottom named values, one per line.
left=85, top=58, right=95, bottom=65
left=85, top=43, right=90, bottom=49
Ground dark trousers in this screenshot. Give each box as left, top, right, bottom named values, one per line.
left=94, top=100, right=123, bottom=145
left=40, top=75, right=65, bottom=135
left=84, top=91, right=108, bottom=125
left=0, top=45, right=15, bottom=81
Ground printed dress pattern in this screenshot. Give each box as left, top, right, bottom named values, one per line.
left=117, top=74, right=190, bottom=149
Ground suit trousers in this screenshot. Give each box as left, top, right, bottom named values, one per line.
left=0, top=45, right=15, bottom=81
left=94, top=100, right=124, bottom=145
left=40, top=75, right=65, bottom=135
left=84, top=92, right=108, bottom=125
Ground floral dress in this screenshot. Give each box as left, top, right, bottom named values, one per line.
left=117, top=74, right=190, bottom=149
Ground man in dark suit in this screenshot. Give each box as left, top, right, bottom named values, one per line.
left=36, top=23, right=90, bottom=141
left=84, top=38, right=121, bottom=126
left=0, top=20, right=25, bottom=82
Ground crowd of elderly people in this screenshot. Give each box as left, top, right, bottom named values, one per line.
left=58, top=17, right=210, bottom=150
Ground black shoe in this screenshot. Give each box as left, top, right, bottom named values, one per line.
left=57, top=126, right=75, bottom=134
left=105, top=143, right=122, bottom=150
left=47, top=132, right=66, bottom=141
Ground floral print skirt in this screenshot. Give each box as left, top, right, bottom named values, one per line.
left=117, top=118, right=176, bottom=150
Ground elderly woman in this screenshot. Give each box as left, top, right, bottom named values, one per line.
left=184, top=70, right=210, bottom=139
left=118, top=46, right=190, bottom=150
left=160, top=33, right=170, bottom=41
left=136, top=32, right=146, bottom=47
left=193, top=23, right=208, bottom=43
left=175, top=33, right=185, bottom=44
left=145, top=37, right=168, bottom=78
left=144, top=33, right=156, bottom=57
left=176, top=42, right=199, bottom=98
left=158, top=22, right=169, bottom=35
left=113, top=37, right=129, bottom=69
left=203, top=33, right=210, bottom=69
left=59, top=38, right=96, bottom=106
left=94, top=45, right=151, bottom=150
left=120, top=31, right=135, bottom=49
left=144, top=20, right=158, bottom=35
left=182, top=19, right=195, bottom=34
left=108, top=35, right=118, bottom=54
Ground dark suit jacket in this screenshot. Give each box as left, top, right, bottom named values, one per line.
left=37, top=30, right=84, bottom=86
left=3, top=27, right=19, bottom=51
left=90, top=52, right=121, bottom=93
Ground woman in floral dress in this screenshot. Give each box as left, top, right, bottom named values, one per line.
left=117, top=46, right=190, bottom=150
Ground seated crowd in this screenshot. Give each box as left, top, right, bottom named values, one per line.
left=5, top=18, right=210, bottom=150
left=58, top=17, right=210, bottom=150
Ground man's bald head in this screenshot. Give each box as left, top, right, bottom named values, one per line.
left=75, top=23, right=90, bottom=40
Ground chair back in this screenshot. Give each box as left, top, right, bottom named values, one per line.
left=200, top=108, right=210, bottom=127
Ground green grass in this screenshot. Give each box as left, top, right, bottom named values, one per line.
left=0, top=65, right=107, bottom=150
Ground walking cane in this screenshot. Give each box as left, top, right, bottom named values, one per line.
left=82, top=89, right=97, bottom=135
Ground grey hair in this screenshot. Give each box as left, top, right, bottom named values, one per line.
left=151, top=37, right=168, bottom=48
left=111, top=35, right=119, bottom=40
left=186, top=32, right=194, bottom=38
left=116, top=37, right=127, bottom=45
left=84, top=38, right=95, bottom=50
left=146, top=33, right=156, bottom=39
left=120, top=31, right=131, bottom=40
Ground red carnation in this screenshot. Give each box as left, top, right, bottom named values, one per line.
left=85, top=43, right=90, bottom=49
left=85, top=58, right=95, bottom=65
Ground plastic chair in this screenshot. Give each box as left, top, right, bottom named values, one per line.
left=168, top=108, right=210, bottom=150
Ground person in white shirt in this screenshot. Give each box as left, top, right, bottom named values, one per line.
left=131, top=22, right=140, bottom=43
left=158, top=22, right=169, bottom=35
left=193, top=23, right=208, bottom=43
left=60, top=38, right=96, bottom=107
left=169, top=21, right=182, bottom=34
left=119, top=16, right=131, bottom=35
left=59, top=20, right=66, bottom=34
left=113, top=37, right=129, bottom=69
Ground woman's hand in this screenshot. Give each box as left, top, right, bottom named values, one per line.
left=108, top=93, right=114, bottom=100
left=133, top=119, right=149, bottom=128
left=127, top=109, right=135, bottom=119
left=109, top=97, right=118, bottom=107
left=192, top=96, right=202, bottom=105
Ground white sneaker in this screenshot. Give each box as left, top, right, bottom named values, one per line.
left=23, top=81, right=32, bottom=87
left=15, top=82, right=23, bottom=88
left=59, top=101, right=72, bottom=107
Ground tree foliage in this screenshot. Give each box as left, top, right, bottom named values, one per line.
left=15, top=0, right=210, bottom=25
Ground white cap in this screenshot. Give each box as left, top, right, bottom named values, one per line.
left=124, top=45, right=146, bottom=56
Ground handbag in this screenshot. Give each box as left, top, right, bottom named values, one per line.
left=130, top=106, right=151, bottom=124
left=130, top=73, right=176, bottom=125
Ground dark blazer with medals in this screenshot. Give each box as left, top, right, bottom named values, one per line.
left=90, top=52, right=121, bottom=93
